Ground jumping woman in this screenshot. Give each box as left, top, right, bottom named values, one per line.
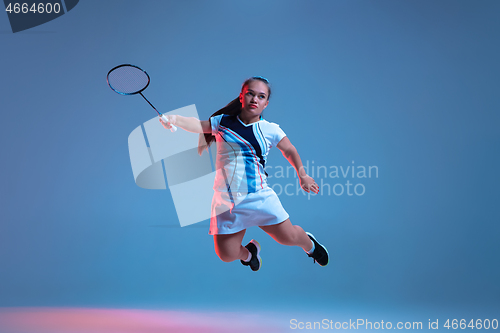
left=160, top=76, right=328, bottom=271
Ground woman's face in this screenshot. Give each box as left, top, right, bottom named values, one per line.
left=239, top=80, right=269, bottom=117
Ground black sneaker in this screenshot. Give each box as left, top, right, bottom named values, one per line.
left=240, top=239, right=261, bottom=271
left=306, top=232, right=329, bottom=266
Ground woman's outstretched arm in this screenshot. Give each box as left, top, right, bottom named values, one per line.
left=159, top=115, right=212, bottom=133
left=277, top=137, right=319, bottom=194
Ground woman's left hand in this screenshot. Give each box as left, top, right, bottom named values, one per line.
left=300, top=175, right=319, bottom=194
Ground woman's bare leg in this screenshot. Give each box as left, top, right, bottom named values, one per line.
left=259, top=219, right=313, bottom=252
left=213, top=229, right=249, bottom=262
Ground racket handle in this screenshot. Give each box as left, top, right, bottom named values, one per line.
left=161, top=114, right=177, bottom=132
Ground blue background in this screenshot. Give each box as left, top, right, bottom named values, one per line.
left=1, top=0, right=499, bottom=330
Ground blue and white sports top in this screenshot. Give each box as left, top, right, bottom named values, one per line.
left=210, top=114, right=286, bottom=194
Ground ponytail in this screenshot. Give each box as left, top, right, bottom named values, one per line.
left=197, top=97, right=242, bottom=155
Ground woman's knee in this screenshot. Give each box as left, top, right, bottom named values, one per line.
left=215, top=248, right=240, bottom=262
left=213, top=230, right=245, bottom=262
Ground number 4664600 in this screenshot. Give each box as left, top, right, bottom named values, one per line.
left=5, top=3, right=61, bottom=14
left=444, top=319, right=498, bottom=330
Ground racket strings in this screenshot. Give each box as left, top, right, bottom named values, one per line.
left=107, top=66, right=149, bottom=94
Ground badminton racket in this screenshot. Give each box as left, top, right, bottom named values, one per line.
left=107, top=64, right=177, bottom=132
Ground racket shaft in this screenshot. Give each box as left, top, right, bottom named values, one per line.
left=139, top=92, right=161, bottom=116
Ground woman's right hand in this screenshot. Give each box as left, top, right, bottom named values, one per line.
left=159, top=114, right=177, bottom=129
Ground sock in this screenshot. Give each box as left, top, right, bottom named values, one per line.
left=243, top=249, right=252, bottom=262
left=306, top=240, right=315, bottom=254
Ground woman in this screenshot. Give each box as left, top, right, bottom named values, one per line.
left=160, top=76, right=328, bottom=271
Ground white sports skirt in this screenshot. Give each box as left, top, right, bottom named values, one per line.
left=209, top=186, right=289, bottom=235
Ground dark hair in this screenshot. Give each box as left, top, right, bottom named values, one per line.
left=198, top=76, right=271, bottom=155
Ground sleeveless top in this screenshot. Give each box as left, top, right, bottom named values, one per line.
left=210, top=114, right=286, bottom=194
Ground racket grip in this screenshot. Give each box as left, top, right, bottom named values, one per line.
left=161, top=114, right=177, bottom=132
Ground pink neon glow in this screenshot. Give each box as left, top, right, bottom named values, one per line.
left=0, top=307, right=283, bottom=333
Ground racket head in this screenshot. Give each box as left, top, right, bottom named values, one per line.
left=107, top=64, right=150, bottom=95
